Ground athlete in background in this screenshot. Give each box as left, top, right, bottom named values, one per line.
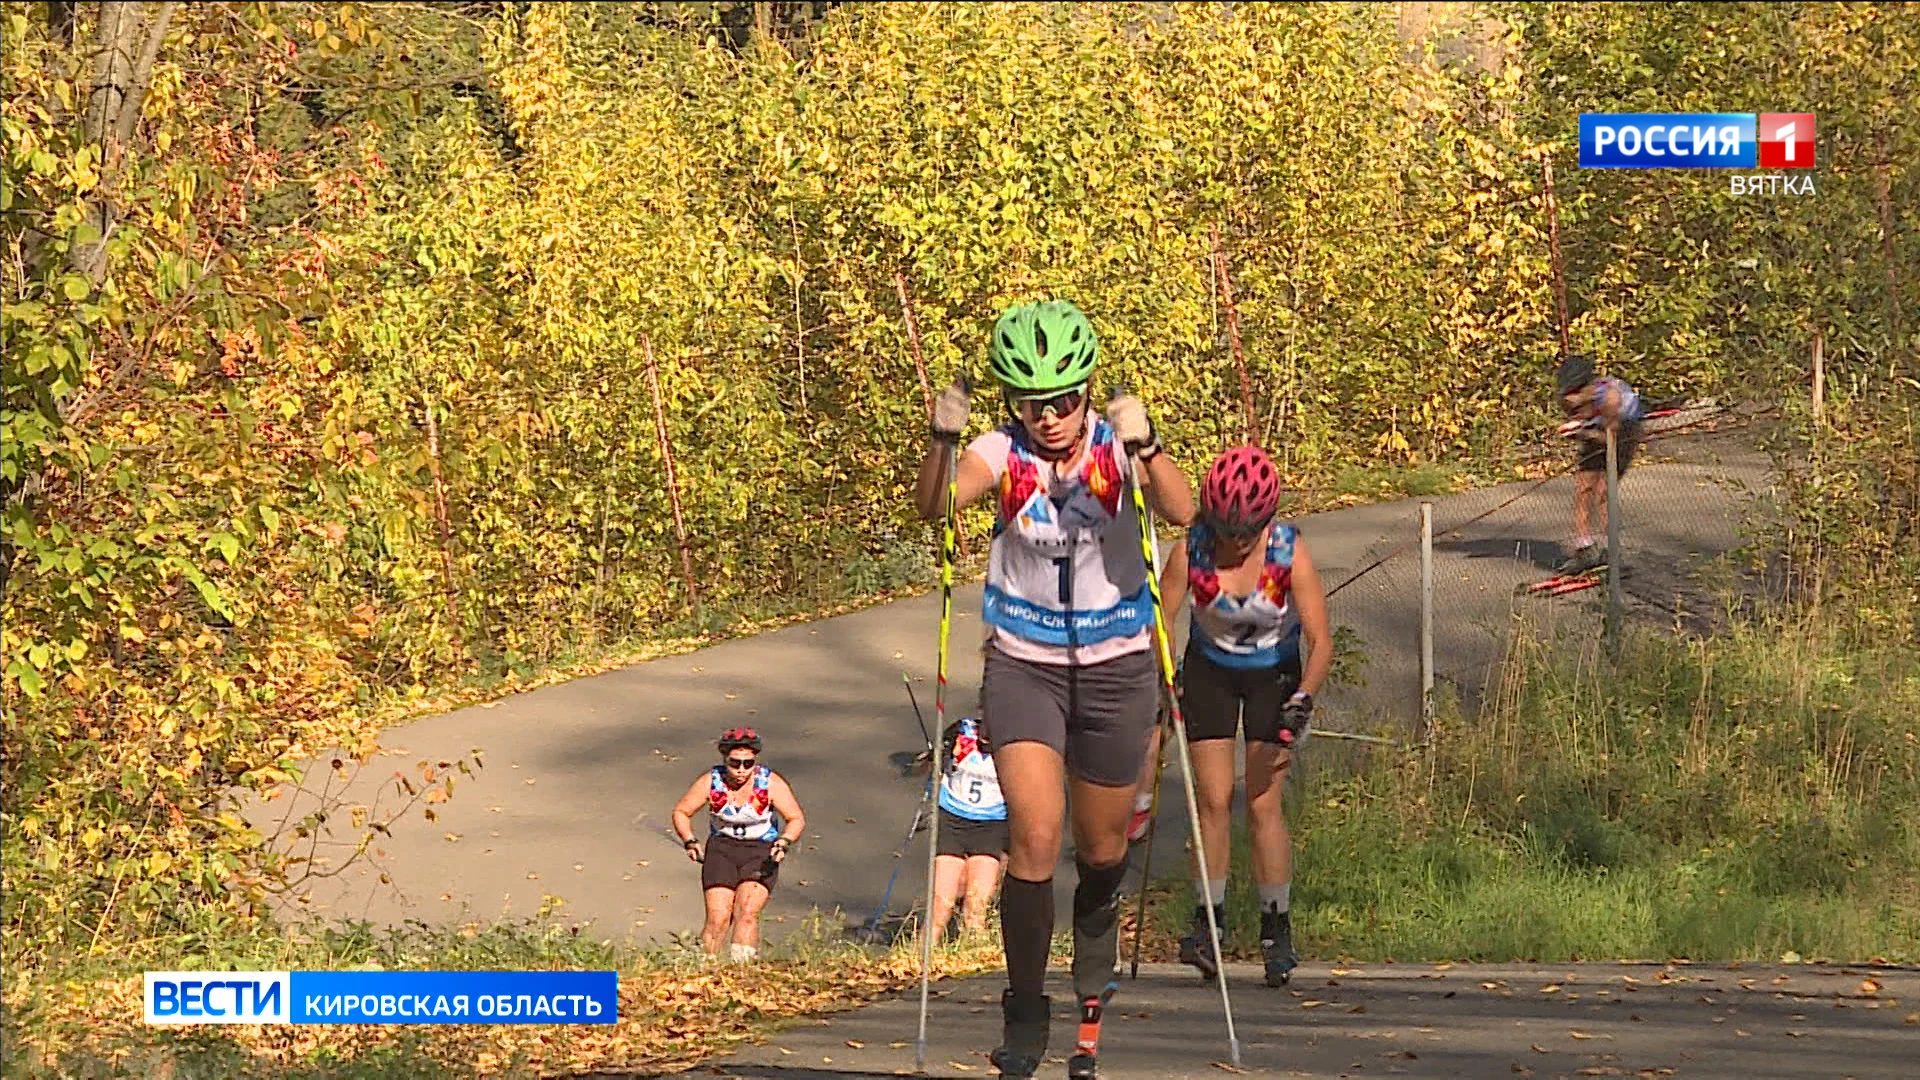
left=927, top=714, right=1008, bottom=943
left=1554, top=354, right=1646, bottom=576
left=1159, top=446, right=1333, bottom=988
left=671, top=727, right=806, bottom=963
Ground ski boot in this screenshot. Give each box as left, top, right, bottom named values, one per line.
left=1554, top=544, right=1607, bottom=577
left=988, top=989, right=1049, bottom=1078
left=1067, top=892, right=1123, bottom=1078
left=1260, top=907, right=1300, bottom=987
left=1177, top=903, right=1228, bottom=982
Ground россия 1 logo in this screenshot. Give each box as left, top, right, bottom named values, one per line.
left=1579, top=112, right=1815, bottom=196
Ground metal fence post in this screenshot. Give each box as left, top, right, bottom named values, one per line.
left=1605, top=428, right=1623, bottom=660
left=1419, top=501, right=1435, bottom=738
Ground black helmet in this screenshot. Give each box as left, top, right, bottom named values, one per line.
left=1556, top=354, right=1595, bottom=396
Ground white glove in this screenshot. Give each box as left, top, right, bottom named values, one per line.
left=931, top=378, right=970, bottom=442
left=1106, top=394, right=1157, bottom=455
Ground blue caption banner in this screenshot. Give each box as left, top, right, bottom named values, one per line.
left=1580, top=113, right=1756, bottom=168
left=148, top=971, right=620, bottom=1025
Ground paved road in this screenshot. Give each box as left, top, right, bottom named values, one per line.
left=243, top=429, right=1769, bottom=947
left=680, top=961, right=1918, bottom=1080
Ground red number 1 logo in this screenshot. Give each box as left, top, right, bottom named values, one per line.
left=1759, top=113, right=1816, bottom=169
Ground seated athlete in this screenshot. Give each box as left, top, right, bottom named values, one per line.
left=1555, top=354, right=1646, bottom=576
left=670, top=727, right=806, bottom=963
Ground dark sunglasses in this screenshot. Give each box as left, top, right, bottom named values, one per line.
left=1007, top=386, right=1086, bottom=422
left=724, top=756, right=758, bottom=769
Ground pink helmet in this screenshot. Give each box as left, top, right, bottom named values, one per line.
left=1201, top=446, right=1281, bottom=534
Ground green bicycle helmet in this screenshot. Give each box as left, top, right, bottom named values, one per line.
left=988, top=301, right=1100, bottom=394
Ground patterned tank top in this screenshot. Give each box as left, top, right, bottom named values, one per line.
left=1187, top=519, right=1302, bottom=670
left=938, top=717, right=1007, bottom=822
left=707, top=765, right=780, bottom=841
left=981, top=417, right=1153, bottom=661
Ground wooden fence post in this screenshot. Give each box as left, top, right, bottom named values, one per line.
left=642, top=334, right=701, bottom=618
left=1209, top=222, right=1258, bottom=445
left=1544, top=158, right=1572, bottom=359
left=420, top=394, right=462, bottom=632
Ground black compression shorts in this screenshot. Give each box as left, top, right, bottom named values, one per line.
left=1177, top=641, right=1302, bottom=745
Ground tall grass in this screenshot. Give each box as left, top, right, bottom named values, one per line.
left=1144, top=598, right=1920, bottom=963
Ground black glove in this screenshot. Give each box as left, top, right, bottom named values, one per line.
left=1279, top=692, right=1313, bottom=748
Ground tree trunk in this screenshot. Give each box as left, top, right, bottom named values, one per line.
left=48, top=1, right=75, bottom=47
left=73, top=2, right=177, bottom=286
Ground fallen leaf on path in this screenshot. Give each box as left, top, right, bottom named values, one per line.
left=1540, top=984, right=1563, bottom=994
left=845, top=1040, right=864, bottom=1049
left=526, top=872, right=539, bottom=880
left=1575, top=1069, right=1623, bottom=1077
left=1210, top=1063, right=1247, bottom=1074
left=950, top=1064, right=975, bottom=1073
left=1331, top=967, right=1354, bottom=975
left=638, top=860, right=650, bottom=867
left=844, top=817, right=858, bottom=824
left=777, top=1048, right=791, bottom=1056
left=439, top=893, right=452, bottom=901
left=1347, top=1004, right=1366, bottom=1014
left=1734, top=1029, right=1750, bottom=1037
left=1904, top=1012, right=1919, bottom=1025
left=1785, top=1030, right=1807, bottom=1037
left=1569, top=1030, right=1609, bottom=1041
left=1434, top=962, right=1453, bottom=971
left=1301, top=1000, right=1325, bottom=1008
left=444, top=833, right=462, bottom=843
left=1510, top=1068, right=1533, bottom=1077
left=1859, top=979, right=1882, bottom=996
left=1530, top=1044, right=1548, bottom=1054
left=889, top=1041, right=908, bottom=1049
left=725, top=693, right=738, bottom=700
left=489, top=806, right=502, bottom=813
left=480, top=702, right=498, bottom=709
left=525, top=778, right=537, bottom=785
left=1482, top=982, right=1502, bottom=990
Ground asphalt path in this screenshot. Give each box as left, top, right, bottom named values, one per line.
left=242, top=427, right=1770, bottom=948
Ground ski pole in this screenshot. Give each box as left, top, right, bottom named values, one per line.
left=903, top=672, right=936, bottom=754
left=915, top=418, right=961, bottom=1071
left=864, top=777, right=934, bottom=939
left=1128, top=503, right=1173, bottom=980
left=1128, top=699, right=1172, bottom=979
left=1119, top=397, right=1242, bottom=1067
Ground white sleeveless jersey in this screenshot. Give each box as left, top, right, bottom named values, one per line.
left=1187, top=520, right=1302, bottom=669
left=938, top=717, right=1006, bottom=821
left=706, top=765, right=780, bottom=841
left=981, top=417, right=1153, bottom=661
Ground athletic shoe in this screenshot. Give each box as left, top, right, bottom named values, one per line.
left=1260, top=908, right=1299, bottom=987
left=988, top=989, right=1050, bottom=1079
left=1555, top=545, right=1606, bottom=577
left=1177, top=904, right=1227, bottom=981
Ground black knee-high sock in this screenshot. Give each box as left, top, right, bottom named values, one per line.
left=1072, top=856, right=1129, bottom=928
left=1000, top=874, right=1054, bottom=997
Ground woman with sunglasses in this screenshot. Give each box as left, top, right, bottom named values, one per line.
left=670, top=727, right=806, bottom=964
left=1159, top=445, right=1332, bottom=988
left=914, top=300, right=1194, bottom=1079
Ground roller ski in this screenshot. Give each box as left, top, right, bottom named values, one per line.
left=1177, top=904, right=1228, bottom=982
left=1063, top=881, right=1123, bottom=1078
left=1520, top=546, right=1611, bottom=597
left=1066, top=984, right=1119, bottom=1079
left=988, top=990, right=1049, bottom=1078
left=1260, top=908, right=1299, bottom=987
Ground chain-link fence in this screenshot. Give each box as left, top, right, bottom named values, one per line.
left=1307, top=401, right=1779, bottom=744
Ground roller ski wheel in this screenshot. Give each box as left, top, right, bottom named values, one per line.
left=1261, top=909, right=1299, bottom=987
left=1065, top=983, right=1118, bottom=1080
left=988, top=989, right=1049, bottom=1079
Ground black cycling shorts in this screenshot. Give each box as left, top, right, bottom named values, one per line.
left=1574, top=419, right=1643, bottom=475
left=1177, top=642, right=1301, bottom=745
left=936, top=808, right=1009, bottom=858
left=701, top=834, right=780, bottom=892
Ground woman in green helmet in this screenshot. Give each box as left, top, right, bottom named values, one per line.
left=913, top=300, right=1195, bottom=1079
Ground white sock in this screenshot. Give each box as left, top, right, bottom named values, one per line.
left=1259, top=882, right=1291, bottom=914
left=729, top=943, right=758, bottom=964
left=1193, top=879, right=1227, bottom=906
left=1133, top=791, right=1154, bottom=813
